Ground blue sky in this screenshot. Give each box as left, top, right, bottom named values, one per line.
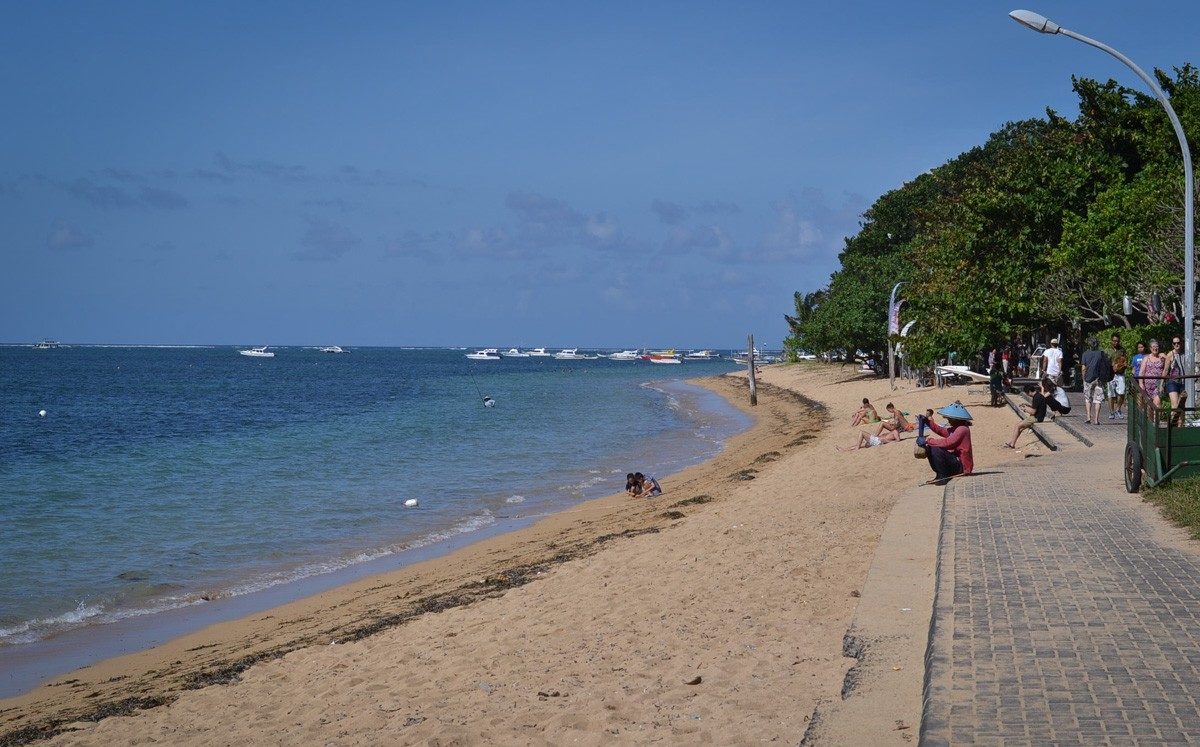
left=2, top=1, right=1198, bottom=347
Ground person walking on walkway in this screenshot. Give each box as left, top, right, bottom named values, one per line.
left=1042, top=338, right=1064, bottom=384
left=1081, top=337, right=1112, bottom=425
left=1138, top=339, right=1166, bottom=409
left=918, top=403, right=974, bottom=484
left=1108, top=334, right=1128, bottom=419
left=1164, top=336, right=1189, bottom=426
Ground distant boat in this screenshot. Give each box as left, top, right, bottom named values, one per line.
left=553, top=348, right=590, bottom=360
left=239, top=346, right=275, bottom=358
left=500, top=348, right=530, bottom=358
left=685, top=350, right=720, bottom=360
left=33, top=340, right=60, bottom=349
left=319, top=346, right=347, bottom=353
left=527, top=348, right=553, bottom=357
left=641, top=348, right=681, bottom=363
left=608, top=349, right=641, bottom=361
left=466, top=348, right=502, bottom=360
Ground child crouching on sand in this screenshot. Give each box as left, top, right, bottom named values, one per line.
left=627, top=472, right=662, bottom=498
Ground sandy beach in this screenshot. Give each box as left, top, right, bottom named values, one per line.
left=1, top=365, right=1016, bottom=745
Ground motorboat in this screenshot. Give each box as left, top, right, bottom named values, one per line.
left=685, top=350, right=720, bottom=360
left=466, top=348, right=502, bottom=360
left=319, top=346, right=347, bottom=353
left=608, top=350, right=641, bottom=361
left=527, top=348, right=553, bottom=357
left=641, top=348, right=681, bottom=363
left=500, top=348, right=530, bottom=358
left=239, top=346, right=275, bottom=358
left=553, top=348, right=590, bottom=360
left=33, top=340, right=60, bottom=349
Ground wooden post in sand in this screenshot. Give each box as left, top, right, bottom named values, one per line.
left=747, top=334, right=758, bottom=406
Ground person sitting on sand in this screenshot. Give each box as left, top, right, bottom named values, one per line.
left=625, top=473, right=639, bottom=496
left=918, top=402, right=974, bottom=483
left=633, top=472, right=661, bottom=498
left=838, top=428, right=900, bottom=451
left=850, top=398, right=880, bottom=426
left=1002, top=384, right=1046, bottom=449
left=875, top=403, right=914, bottom=437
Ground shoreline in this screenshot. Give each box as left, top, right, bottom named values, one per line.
left=0, top=377, right=747, bottom=690
left=1, top=372, right=817, bottom=744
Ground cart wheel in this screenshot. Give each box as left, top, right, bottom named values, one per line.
left=1124, top=442, right=1143, bottom=493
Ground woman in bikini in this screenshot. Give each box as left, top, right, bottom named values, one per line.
left=850, top=398, right=880, bottom=427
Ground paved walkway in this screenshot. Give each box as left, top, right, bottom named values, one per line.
left=921, top=439, right=1200, bottom=745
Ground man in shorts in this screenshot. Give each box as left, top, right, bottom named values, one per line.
left=1108, top=334, right=1128, bottom=419
left=1081, top=337, right=1111, bottom=424
left=1003, top=384, right=1046, bottom=449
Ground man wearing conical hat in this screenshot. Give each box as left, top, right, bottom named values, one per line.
left=919, top=403, right=974, bottom=483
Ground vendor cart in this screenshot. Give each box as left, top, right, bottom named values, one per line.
left=1125, top=374, right=1200, bottom=492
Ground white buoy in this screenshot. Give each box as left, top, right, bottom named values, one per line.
left=38, top=410, right=46, bottom=417
left=403, top=498, right=419, bottom=508
left=483, top=396, right=495, bottom=408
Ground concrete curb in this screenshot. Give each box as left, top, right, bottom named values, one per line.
left=808, top=481, right=945, bottom=744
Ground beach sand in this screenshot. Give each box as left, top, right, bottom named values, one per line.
left=1, top=365, right=1015, bottom=745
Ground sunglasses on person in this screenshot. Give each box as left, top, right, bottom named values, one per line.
left=1174, top=340, right=1183, bottom=346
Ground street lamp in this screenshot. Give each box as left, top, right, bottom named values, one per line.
left=888, top=280, right=906, bottom=389
left=1009, top=9, right=1195, bottom=411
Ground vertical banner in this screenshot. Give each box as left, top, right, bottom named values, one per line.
left=888, top=299, right=905, bottom=336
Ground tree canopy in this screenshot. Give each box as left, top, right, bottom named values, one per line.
left=786, top=65, right=1200, bottom=366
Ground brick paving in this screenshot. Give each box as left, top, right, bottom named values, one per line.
left=921, top=443, right=1200, bottom=745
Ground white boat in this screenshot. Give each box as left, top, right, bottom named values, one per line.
left=239, top=346, right=275, bottom=358
left=685, top=349, right=720, bottom=360
left=553, top=348, right=590, bottom=360
left=319, top=346, right=347, bottom=353
left=500, top=348, right=530, bottom=358
left=527, top=348, right=553, bottom=357
left=641, top=348, right=681, bottom=363
left=608, top=349, right=641, bottom=361
left=466, top=348, right=502, bottom=360
left=33, top=340, right=60, bottom=349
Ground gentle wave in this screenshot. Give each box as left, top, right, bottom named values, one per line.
left=0, top=512, right=497, bottom=646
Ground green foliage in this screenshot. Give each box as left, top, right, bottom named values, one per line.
left=1101, top=323, right=1183, bottom=359
left=789, top=65, right=1200, bottom=366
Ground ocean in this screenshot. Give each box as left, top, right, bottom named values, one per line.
left=0, top=346, right=749, bottom=657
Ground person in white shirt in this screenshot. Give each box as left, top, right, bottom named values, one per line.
left=1041, top=338, right=1064, bottom=384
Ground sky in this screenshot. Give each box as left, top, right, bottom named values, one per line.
left=2, top=1, right=1199, bottom=348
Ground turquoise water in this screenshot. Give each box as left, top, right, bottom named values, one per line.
left=0, top=347, right=748, bottom=647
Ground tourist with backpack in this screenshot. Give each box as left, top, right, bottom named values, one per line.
left=1081, top=337, right=1113, bottom=425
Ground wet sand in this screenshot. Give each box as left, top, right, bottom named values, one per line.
left=1, top=365, right=1008, bottom=745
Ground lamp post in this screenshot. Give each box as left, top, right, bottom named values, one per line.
left=1009, top=9, right=1195, bottom=412
left=888, top=280, right=906, bottom=390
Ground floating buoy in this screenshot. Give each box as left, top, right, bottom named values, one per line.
left=38, top=410, right=46, bottom=418
left=483, top=396, right=495, bottom=408
left=404, top=498, right=419, bottom=508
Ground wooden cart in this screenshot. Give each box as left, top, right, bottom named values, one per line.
left=1125, top=374, right=1200, bottom=492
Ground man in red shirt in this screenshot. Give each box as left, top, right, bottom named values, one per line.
left=919, top=402, right=974, bottom=483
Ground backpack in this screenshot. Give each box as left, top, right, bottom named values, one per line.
left=1095, top=351, right=1113, bottom=384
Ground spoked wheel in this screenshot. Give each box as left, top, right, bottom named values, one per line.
left=1124, top=441, right=1143, bottom=493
